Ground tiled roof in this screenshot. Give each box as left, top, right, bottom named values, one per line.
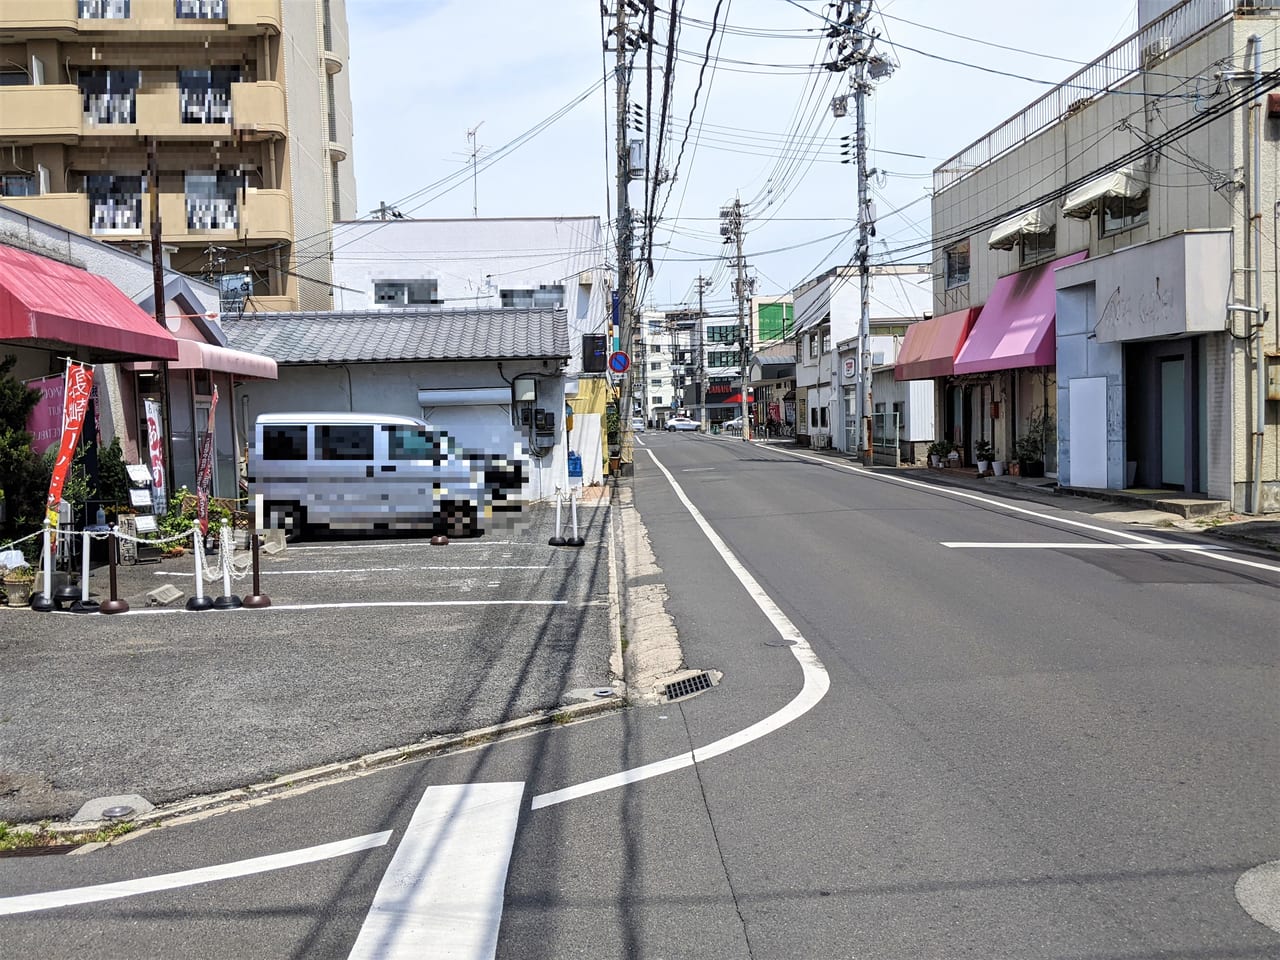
left=222, top=308, right=570, bottom=365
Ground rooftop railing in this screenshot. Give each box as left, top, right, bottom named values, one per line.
left=932, top=0, right=1260, bottom=193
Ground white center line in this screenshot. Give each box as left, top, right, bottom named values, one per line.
left=941, top=542, right=1227, bottom=551
left=348, top=782, right=524, bottom=960
left=0, top=832, right=391, bottom=916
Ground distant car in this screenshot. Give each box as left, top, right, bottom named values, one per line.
left=666, top=415, right=700, bottom=432
left=631, top=416, right=646, bottom=433
left=721, top=416, right=743, bottom=432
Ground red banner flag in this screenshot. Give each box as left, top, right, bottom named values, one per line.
left=196, top=385, right=219, bottom=536
left=45, top=361, right=94, bottom=526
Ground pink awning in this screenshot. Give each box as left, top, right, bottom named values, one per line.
left=953, top=251, right=1087, bottom=375
left=0, top=244, right=179, bottom=361
left=127, top=339, right=278, bottom=379
left=894, top=308, right=978, bottom=381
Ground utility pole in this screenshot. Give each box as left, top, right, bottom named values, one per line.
left=721, top=198, right=750, bottom=441
left=695, top=273, right=711, bottom=430
left=609, top=0, right=636, bottom=467
left=148, top=139, right=173, bottom=505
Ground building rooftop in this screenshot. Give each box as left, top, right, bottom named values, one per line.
left=223, top=308, right=570, bottom=365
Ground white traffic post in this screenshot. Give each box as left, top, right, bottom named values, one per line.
left=568, top=488, right=584, bottom=547
left=69, top=529, right=98, bottom=612
left=31, top=519, right=55, bottom=611
left=213, top=519, right=241, bottom=609
left=548, top=488, right=566, bottom=546
left=186, top=521, right=212, bottom=611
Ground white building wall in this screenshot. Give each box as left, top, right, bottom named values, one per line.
left=330, top=217, right=609, bottom=376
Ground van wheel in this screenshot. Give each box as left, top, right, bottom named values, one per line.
left=266, top=501, right=305, bottom=542
left=440, top=501, right=478, bottom=538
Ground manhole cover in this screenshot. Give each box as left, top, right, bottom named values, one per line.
left=763, top=637, right=797, bottom=647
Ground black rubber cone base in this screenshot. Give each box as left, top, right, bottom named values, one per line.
left=100, top=599, right=130, bottom=614
left=548, top=536, right=567, bottom=546
left=69, top=599, right=100, bottom=614
left=430, top=535, right=449, bottom=546
left=29, top=592, right=54, bottom=612
left=242, top=594, right=271, bottom=608
left=567, top=537, right=585, bottom=547
left=213, top=595, right=242, bottom=610
left=185, top=596, right=214, bottom=611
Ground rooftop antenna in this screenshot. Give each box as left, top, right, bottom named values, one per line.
left=466, top=121, right=485, bottom=217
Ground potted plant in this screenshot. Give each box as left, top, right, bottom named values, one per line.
left=1014, top=432, right=1045, bottom=478
left=927, top=440, right=951, bottom=468
left=992, top=456, right=1007, bottom=477
left=1, top=563, right=36, bottom=606
left=974, top=439, right=993, bottom=476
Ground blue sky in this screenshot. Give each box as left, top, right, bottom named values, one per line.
left=346, top=0, right=1142, bottom=312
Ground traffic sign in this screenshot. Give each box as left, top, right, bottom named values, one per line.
left=608, top=351, right=630, bottom=374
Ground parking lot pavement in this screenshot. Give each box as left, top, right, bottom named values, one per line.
left=0, top=493, right=616, bottom=823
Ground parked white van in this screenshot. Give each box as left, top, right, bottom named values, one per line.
left=247, top=412, right=527, bottom=538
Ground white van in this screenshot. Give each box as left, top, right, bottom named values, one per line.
left=248, top=412, right=526, bottom=538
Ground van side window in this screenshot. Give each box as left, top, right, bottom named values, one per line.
left=263, top=425, right=307, bottom=460
left=318, top=424, right=374, bottom=460
left=386, top=426, right=439, bottom=462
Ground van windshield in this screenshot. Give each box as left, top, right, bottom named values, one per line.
left=386, top=425, right=441, bottom=462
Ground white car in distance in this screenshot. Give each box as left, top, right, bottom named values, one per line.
left=665, top=415, right=700, bottom=432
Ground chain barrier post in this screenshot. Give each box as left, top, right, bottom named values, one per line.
left=548, top=489, right=567, bottom=546
left=242, top=528, right=271, bottom=608
left=212, top=519, right=242, bottom=610
left=100, top=525, right=129, bottom=614
left=69, top=528, right=99, bottom=613
left=567, top=488, right=585, bottom=547
left=30, top=519, right=54, bottom=612
left=185, top=521, right=213, bottom=611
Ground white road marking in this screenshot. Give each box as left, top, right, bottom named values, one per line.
left=348, top=782, right=523, bottom=960
left=531, top=449, right=830, bottom=810
left=153, top=566, right=545, bottom=577
left=0, top=832, right=391, bottom=916
left=764, top=446, right=1280, bottom=575
left=286, top=541, right=534, bottom=551
left=1236, top=860, right=1280, bottom=933
left=941, top=542, right=1227, bottom=551
left=119, top=600, right=568, bottom=616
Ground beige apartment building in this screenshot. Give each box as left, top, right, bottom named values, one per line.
left=0, top=0, right=355, bottom=311
left=926, top=0, right=1277, bottom=512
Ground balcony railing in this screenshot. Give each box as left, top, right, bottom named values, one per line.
left=934, top=0, right=1243, bottom=193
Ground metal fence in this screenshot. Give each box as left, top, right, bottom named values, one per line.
left=934, top=0, right=1241, bottom=193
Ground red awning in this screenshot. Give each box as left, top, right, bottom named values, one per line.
left=0, top=244, right=179, bottom=361
left=953, top=252, right=1087, bottom=375
left=129, top=339, right=277, bottom=379
left=894, top=308, right=978, bottom=381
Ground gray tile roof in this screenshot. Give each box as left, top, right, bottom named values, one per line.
left=222, top=308, right=570, bottom=365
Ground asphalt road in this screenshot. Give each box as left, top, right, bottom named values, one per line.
left=2, top=433, right=1276, bottom=959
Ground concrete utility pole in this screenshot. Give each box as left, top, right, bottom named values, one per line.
left=721, top=198, right=750, bottom=441
left=695, top=273, right=711, bottom=430
left=610, top=0, right=636, bottom=466
left=827, top=0, right=892, bottom=462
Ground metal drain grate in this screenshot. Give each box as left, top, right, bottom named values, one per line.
left=664, top=671, right=713, bottom=701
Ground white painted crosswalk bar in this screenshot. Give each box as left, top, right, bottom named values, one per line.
left=348, top=782, right=524, bottom=960
left=0, top=831, right=391, bottom=916
left=941, top=542, right=1227, bottom=550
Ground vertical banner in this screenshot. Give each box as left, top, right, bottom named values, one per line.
left=25, top=375, right=65, bottom=456
left=144, top=397, right=168, bottom=517
left=195, top=385, right=219, bottom=535
left=45, top=361, right=94, bottom=526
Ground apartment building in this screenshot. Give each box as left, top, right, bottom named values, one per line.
left=926, top=0, right=1277, bottom=510
left=0, top=0, right=355, bottom=311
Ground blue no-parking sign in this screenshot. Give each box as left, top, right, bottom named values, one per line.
left=608, top=351, right=630, bottom=374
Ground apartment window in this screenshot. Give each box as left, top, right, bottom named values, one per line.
left=186, top=171, right=240, bottom=230
left=1101, top=193, right=1149, bottom=237
left=175, top=0, right=226, bottom=18
left=707, top=351, right=737, bottom=368
left=0, top=71, right=28, bottom=86
left=86, top=174, right=143, bottom=233
left=179, top=68, right=237, bottom=123
left=1020, top=226, right=1057, bottom=266
left=79, top=69, right=139, bottom=125
left=322, top=0, right=334, bottom=49
left=500, top=285, right=565, bottom=309
left=650, top=379, right=662, bottom=388
left=79, top=0, right=129, bottom=17
left=809, top=333, right=819, bottom=358
left=374, top=279, right=441, bottom=306
left=820, top=407, right=829, bottom=428
left=650, top=361, right=662, bottom=370
left=706, top=325, right=736, bottom=343
left=652, top=395, right=664, bottom=406
left=810, top=407, right=818, bottom=428
left=326, top=74, right=338, bottom=142
left=944, top=240, right=970, bottom=288
left=0, top=175, right=36, bottom=197
left=330, top=162, right=342, bottom=222
left=820, top=329, right=829, bottom=354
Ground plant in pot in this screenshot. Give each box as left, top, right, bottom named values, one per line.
left=605, top=404, right=622, bottom=472
left=974, top=439, right=993, bottom=476
left=927, top=440, right=951, bottom=468
left=1, top=562, right=36, bottom=606
left=1014, top=432, right=1045, bottom=478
